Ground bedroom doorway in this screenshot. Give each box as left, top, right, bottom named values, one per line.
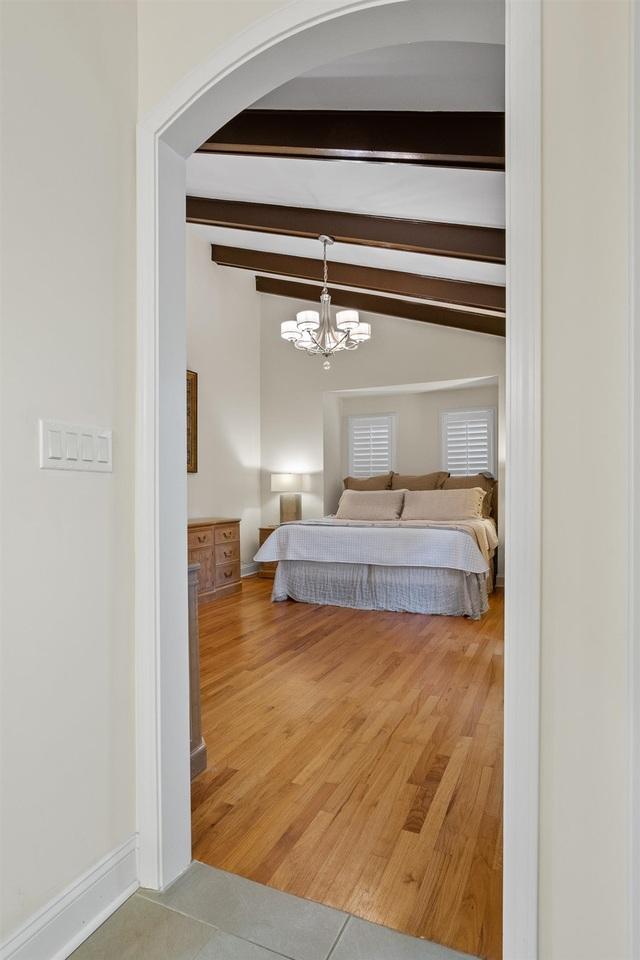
left=136, top=2, right=541, bottom=958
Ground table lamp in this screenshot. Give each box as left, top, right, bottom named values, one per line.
left=270, top=473, right=303, bottom=523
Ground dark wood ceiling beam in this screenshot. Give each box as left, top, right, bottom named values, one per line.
left=211, top=244, right=505, bottom=313
left=255, top=277, right=504, bottom=338
left=197, top=110, right=505, bottom=171
left=187, top=196, right=505, bottom=264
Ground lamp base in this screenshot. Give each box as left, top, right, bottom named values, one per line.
left=280, top=492, right=302, bottom=524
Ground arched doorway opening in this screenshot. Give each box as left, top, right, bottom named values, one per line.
left=135, top=2, right=541, bottom=955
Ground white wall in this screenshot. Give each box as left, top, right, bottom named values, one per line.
left=137, top=0, right=286, bottom=117
left=336, top=384, right=503, bottom=574
left=539, top=2, right=630, bottom=956
left=338, top=383, right=499, bottom=488
left=259, top=293, right=505, bottom=524
left=0, top=0, right=137, bottom=939
left=186, top=230, right=262, bottom=569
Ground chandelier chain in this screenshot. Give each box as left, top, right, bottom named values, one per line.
left=323, top=238, right=329, bottom=291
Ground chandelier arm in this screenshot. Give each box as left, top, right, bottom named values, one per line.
left=308, top=330, right=323, bottom=351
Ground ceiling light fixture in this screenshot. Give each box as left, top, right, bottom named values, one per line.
left=280, top=235, right=371, bottom=370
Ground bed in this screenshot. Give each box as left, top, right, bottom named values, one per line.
left=253, top=514, right=498, bottom=620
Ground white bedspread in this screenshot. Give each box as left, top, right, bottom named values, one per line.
left=254, top=518, right=493, bottom=574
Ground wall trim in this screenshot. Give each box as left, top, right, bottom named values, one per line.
left=629, top=5, right=639, bottom=956
left=136, top=3, right=541, bottom=958
left=241, top=561, right=258, bottom=577
left=0, top=836, right=138, bottom=960
left=502, top=2, right=541, bottom=957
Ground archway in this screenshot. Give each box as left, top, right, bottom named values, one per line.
left=135, top=2, right=541, bottom=955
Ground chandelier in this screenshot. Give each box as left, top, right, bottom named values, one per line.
left=280, top=235, right=371, bottom=370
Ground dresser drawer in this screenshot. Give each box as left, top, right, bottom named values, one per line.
left=215, top=524, right=239, bottom=545
left=215, top=561, right=240, bottom=587
left=188, top=527, right=213, bottom=549
left=215, top=542, right=240, bottom=564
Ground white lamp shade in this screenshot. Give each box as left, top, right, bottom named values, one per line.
left=336, top=309, right=359, bottom=331
left=281, top=320, right=302, bottom=342
left=294, top=330, right=315, bottom=350
left=296, top=309, right=320, bottom=331
left=271, top=473, right=303, bottom=492
left=351, top=321, right=371, bottom=342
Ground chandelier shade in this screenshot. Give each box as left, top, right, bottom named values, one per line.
left=280, top=319, right=302, bottom=342
left=294, top=331, right=315, bottom=350
left=278, top=235, right=372, bottom=369
left=336, top=309, right=359, bottom=332
left=350, top=321, right=372, bottom=342
left=296, top=309, right=320, bottom=331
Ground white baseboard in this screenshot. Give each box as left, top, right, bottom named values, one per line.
left=241, top=561, right=258, bottom=577
left=1, top=835, right=138, bottom=960
left=496, top=575, right=505, bottom=588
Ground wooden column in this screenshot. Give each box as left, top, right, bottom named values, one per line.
left=188, top=562, right=207, bottom=780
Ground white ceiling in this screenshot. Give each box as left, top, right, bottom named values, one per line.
left=186, top=155, right=505, bottom=229
left=252, top=41, right=505, bottom=112
left=190, top=224, right=505, bottom=287
left=331, top=376, right=499, bottom=398
left=186, top=35, right=505, bottom=308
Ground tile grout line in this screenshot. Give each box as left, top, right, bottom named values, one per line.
left=134, top=890, right=220, bottom=931
left=135, top=889, right=342, bottom=960
left=138, top=876, right=479, bottom=960
left=323, top=915, right=351, bottom=960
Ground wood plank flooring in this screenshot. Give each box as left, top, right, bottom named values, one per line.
left=191, top=578, right=503, bottom=960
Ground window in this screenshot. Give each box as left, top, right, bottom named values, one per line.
left=348, top=414, right=395, bottom=478
left=441, top=408, right=496, bottom=477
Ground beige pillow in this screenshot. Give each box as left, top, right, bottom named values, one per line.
left=443, top=474, right=496, bottom=518
left=401, top=488, right=486, bottom=521
left=336, top=489, right=405, bottom=521
left=391, top=471, right=449, bottom=491
left=343, top=472, right=393, bottom=491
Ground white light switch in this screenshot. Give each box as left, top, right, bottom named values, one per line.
left=39, top=420, right=112, bottom=472
left=65, top=432, right=79, bottom=460
left=47, top=429, right=63, bottom=460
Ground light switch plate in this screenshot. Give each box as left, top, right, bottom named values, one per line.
left=39, top=420, right=112, bottom=472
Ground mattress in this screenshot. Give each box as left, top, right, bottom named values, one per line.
left=254, top=517, right=493, bottom=575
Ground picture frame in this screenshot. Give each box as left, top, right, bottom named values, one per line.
left=187, top=370, right=198, bottom=473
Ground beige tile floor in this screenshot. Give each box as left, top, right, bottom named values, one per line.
left=70, top=863, right=478, bottom=960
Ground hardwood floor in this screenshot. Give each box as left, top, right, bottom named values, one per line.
left=191, top=578, right=503, bottom=960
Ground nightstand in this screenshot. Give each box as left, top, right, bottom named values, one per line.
left=258, top=525, right=279, bottom=579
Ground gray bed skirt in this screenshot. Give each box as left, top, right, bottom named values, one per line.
left=272, top=560, right=489, bottom=619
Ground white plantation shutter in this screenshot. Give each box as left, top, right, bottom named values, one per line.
left=348, top=414, right=395, bottom=478
left=442, top=408, right=496, bottom=477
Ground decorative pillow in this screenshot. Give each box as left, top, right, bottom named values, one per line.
left=442, top=474, right=496, bottom=518
left=336, top=489, right=405, bottom=521
left=401, top=488, right=486, bottom=522
left=391, top=471, right=449, bottom=491
left=343, top=472, right=393, bottom=491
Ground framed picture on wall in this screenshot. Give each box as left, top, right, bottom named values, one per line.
left=187, top=370, right=198, bottom=473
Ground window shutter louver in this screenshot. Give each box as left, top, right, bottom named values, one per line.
left=442, top=408, right=496, bottom=477
left=348, top=414, right=395, bottom=478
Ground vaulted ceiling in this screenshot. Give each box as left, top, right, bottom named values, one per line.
left=185, top=35, right=506, bottom=338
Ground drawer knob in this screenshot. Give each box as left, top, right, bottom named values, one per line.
left=198, top=535, right=206, bottom=543
left=224, top=570, right=232, bottom=578
left=224, top=550, right=231, bottom=559
left=223, top=532, right=231, bottom=539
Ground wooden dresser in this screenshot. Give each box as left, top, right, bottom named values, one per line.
left=258, top=525, right=279, bottom=580
left=188, top=518, right=241, bottom=600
